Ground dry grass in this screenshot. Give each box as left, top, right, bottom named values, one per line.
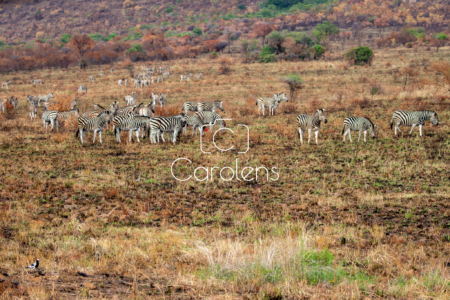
left=1, top=42, right=450, bottom=298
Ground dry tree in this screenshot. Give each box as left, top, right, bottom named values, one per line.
left=279, top=75, right=304, bottom=101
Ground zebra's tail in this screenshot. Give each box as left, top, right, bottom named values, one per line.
left=255, top=100, right=258, bottom=106
left=389, top=116, right=394, bottom=129
left=75, top=128, right=79, bottom=138
left=342, top=125, right=345, bottom=135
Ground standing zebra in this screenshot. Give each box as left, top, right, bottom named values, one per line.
left=118, top=79, right=123, bottom=86
left=70, top=99, right=77, bottom=109
left=2, top=80, right=11, bottom=89
left=149, top=114, right=186, bottom=144
left=183, top=101, right=198, bottom=113
left=27, top=95, right=40, bottom=107
left=89, top=76, right=95, bottom=83
left=42, top=106, right=59, bottom=130
left=78, top=85, right=87, bottom=93
left=135, top=102, right=155, bottom=117
left=75, top=111, right=112, bottom=145
left=124, top=79, right=128, bottom=86
left=296, top=109, right=328, bottom=145
left=110, top=68, right=114, bottom=74
left=194, top=111, right=226, bottom=132
left=256, top=93, right=288, bottom=116
left=159, top=93, right=167, bottom=107
left=342, top=117, right=376, bottom=143
left=163, top=71, right=170, bottom=78
left=0, top=99, right=6, bottom=113
left=390, top=110, right=439, bottom=137
left=183, top=115, right=205, bottom=136
left=180, top=73, right=192, bottom=82
left=197, top=101, right=224, bottom=112
left=193, top=73, right=203, bottom=80
left=29, top=103, right=37, bottom=120
left=125, top=92, right=136, bottom=106
left=81, top=104, right=108, bottom=118
left=113, top=115, right=152, bottom=143
left=57, top=108, right=80, bottom=122
left=31, top=79, right=43, bottom=86
left=38, top=92, right=54, bottom=106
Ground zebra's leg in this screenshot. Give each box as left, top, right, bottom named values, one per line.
left=298, top=128, right=303, bottom=145
left=80, top=129, right=84, bottom=144
left=161, top=132, right=165, bottom=143
left=348, top=130, right=353, bottom=143
left=136, top=130, right=140, bottom=143
left=364, top=131, right=367, bottom=143
left=116, top=129, right=120, bottom=142
left=50, top=120, right=54, bottom=130
left=314, top=130, right=319, bottom=145
left=409, top=124, right=416, bottom=135
left=307, top=129, right=311, bottom=144
left=129, top=131, right=132, bottom=142
left=262, top=105, right=265, bottom=116
left=99, top=131, right=102, bottom=144
left=419, top=124, right=423, bottom=137
left=93, top=130, right=97, bottom=144
left=358, top=130, right=362, bottom=142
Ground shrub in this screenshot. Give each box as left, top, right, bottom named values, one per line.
left=313, top=44, right=324, bottom=58
left=165, top=5, right=174, bottom=13
left=345, top=46, right=374, bottom=66
left=266, top=0, right=301, bottom=9
left=60, top=33, right=72, bottom=44
left=218, top=57, right=232, bottom=75
left=89, top=33, right=104, bottom=42
left=126, top=43, right=145, bottom=55
left=279, top=74, right=304, bottom=100
left=437, top=33, right=448, bottom=40
left=238, top=4, right=246, bottom=9
left=192, top=27, right=202, bottom=36
left=259, top=45, right=276, bottom=63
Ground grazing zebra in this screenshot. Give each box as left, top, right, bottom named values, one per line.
left=133, top=78, right=141, bottom=88
left=75, top=111, right=112, bottom=145
left=118, top=79, right=123, bottom=86
left=193, top=73, right=203, bottom=80
left=42, top=106, right=59, bottom=130
left=38, top=92, right=54, bottom=106
left=390, top=110, right=439, bottom=137
left=296, top=109, right=328, bottom=145
left=110, top=68, right=114, bottom=74
left=81, top=104, right=109, bottom=118
left=163, top=71, right=170, bottom=78
left=1, top=80, right=11, bottom=89
left=98, top=73, right=105, bottom=76
left=183, top=101, right=198, bottom=113
left=70, top=99, right=77, bottom=109
left=140, top=79, right=150, bottom=87
left=194, top=111, right=226, bottom=132
left=125, top=92, right=136, bottom=106
left=113, top=115, right=152, bottom=143
left=9, top=96, right=18, bottom=109
left=197, top=101, right=224, bottom=112
left=89, top=76, right=95, bottom=83
left=78, top=85, right=87, bottom=93
left=159, top=93, right=167, bottom=107
left=256, top=93, right=288, bottom=116
left=183, top=115, right=205, bottom=136
left=29, top=103, right=37, bottom=120
left=149, top=114, right=186, bottom=144
left=180, top=73, right=192, bottom=82
left=57, top=108, right=80, bottom=122
left=0, top=99, right=5, bottom=112
left=31, top=79, right=43, bottom=86
left=342, top=117, right=376, bottom=143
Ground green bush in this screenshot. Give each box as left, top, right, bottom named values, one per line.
left=192, top=27, right=202, bottom=36
left=60, top=33, right=72, bottom=44
left=313, top=44, right=324, bottom=58
left=126, top=43, right=145, bottom=55
left=345, top=46, right=374, bottom=66
left=238, top=4, right=246, bottom=9
left=266, top=0, right=301, bottom=9
left=437, top=33, right=448, bottom=40
left=103, top=33, right=117, bottom=41
left=165, top=5, right=174, bottom=13
left=88, top=33, right=104, bottom=42
left=259, top=45, right=277, bottom=63
left=313, top=21, right=339, bottom=42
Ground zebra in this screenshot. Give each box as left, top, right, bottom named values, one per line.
left=180, top=73, right=192, bottom=82
left=75, top=111, right=112, bottom=145
left=197, top=101, right=224, bottom=112
left=183, top=102, right=198, bottom=113
left=296, top=109, right=328, bottom=145
left=158, top=67, right=164, bottom=73
left=193, top=73, right=203, bottom=80
left=135, top=102, right=155, bottom=117
left=1, top=80, right=11, bottom=89
left=110, top=68, right=114, bottom=74
left=89, top=76, right=95, bottom=83
left=9, top=96, right=18, bottom=109
left=133, top=78, right=141, bottom=88
left=149, top=114, right=186, bottom=144
left=70, top=99, right=77, bottom=109
left=194, top=111, right=226, bottom=132
left=98, top=73, right=105, bottom=76
left=125, top=92, right=136, bottom=106
left=159, top=93, right=167, bottom=107
left=113, top=115, right=152, bottom=143
left=42, top=106, right=59, bottom=130
left=29, top=103, right=37, bottom=120
left=38, top=92, right=54, bottom=106
left=390, top=110, right=439, bottom=137
left=342, top=117, right=376, bottom=143
left=27, top=95, right=40, bottom=107
left=140, top=79, right=150, bottom=87
left=57, top=108, right=80, bottom=122
left=118, top=79, right=123, bottom=86
left=78, top=85, right=87, bottom=93
left=256, top=93, right=288, bottom=116
left=0, top=99, right=6, bottom=112
left=31, top=79, right=43, bottom=86
left=152, top=77, right=163, bottom=83
left=163, top=71, right=170, bottom=78
left=183, top=115, right=205, bottom=136
left=81, top=104, right=109, bottom=118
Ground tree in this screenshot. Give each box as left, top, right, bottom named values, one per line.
left=60, top=33, right=72, bottom=44
left=68, top=34, right=95, bottom=69
left=430, top=62, right=450, bottom=94
left=224, top=27, right=233, bottom=53
left=279, top=75, right=304, bottom=101
left=192, top=27, right=202, bottom=36
left=267, top=0, right=300, bottom=9
left=254, top=23, right=274, bottom=46
left=267, top=31, right=284, bottom=54
left=431, top=33, right=448, bottom=52
left=313, top=21, right=339, bottom=42
left=374, top=17, right=389, bottom=37
left=345, top=46, right=374, bottom=66
left=351, top=22, right=362, bottom=45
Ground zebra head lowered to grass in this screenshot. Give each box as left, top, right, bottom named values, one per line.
left=183, top=101, right=198, bottom=114
left=183, top=115, right=206, bottom=136
left=75, top=111, right=112, bottom=145
left=256, top=93, right=287, bottom=116
left=194, top=111, right=226, bottom=133
left=296, top=109, right=327, bottom=145
left=113, top=114, right=152, bottom=143
left=342, top=116, right=376, bottom=143
left=390, top=110, right=438, bottom=137
left=197, top=101, right=224, bottom=112
left=149, top=113, right=186, bottom=144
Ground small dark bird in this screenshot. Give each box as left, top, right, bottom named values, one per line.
left=26, top=259, right=39, bottom=269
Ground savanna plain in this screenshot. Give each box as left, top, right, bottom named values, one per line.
left=1, top=43, right=450, bottom=299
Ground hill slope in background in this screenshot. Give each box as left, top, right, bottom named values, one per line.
left=0, top=0, right=449, bottom=45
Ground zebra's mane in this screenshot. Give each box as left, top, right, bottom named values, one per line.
left=94, top=104, right=106, bottom=110
left=363, top=116, right=375, bottom=127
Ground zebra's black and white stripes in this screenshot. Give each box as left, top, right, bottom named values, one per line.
left=342, top=117, right=376, bottom=143
left=42, top=108, right=59, bottom=130
left=296, top=109, right=327, bottom=145
left=390, top=110, right=438, bottom=136
left=256, top=93, right=288, bottom=116
left=75, top=111, right=112, bottom=144
left=197, top=101, right=224, bottom=112
left=57, top=108, right=80, bottom=122
left=149, top=114, right=186, bottom=144
left=113, top=114, right=152, bottom=143
left=183, top=115, right=205, bottom=136
left=194, top=111, right=226, bottom=132
left=183, top=102, right=198, bottom=113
